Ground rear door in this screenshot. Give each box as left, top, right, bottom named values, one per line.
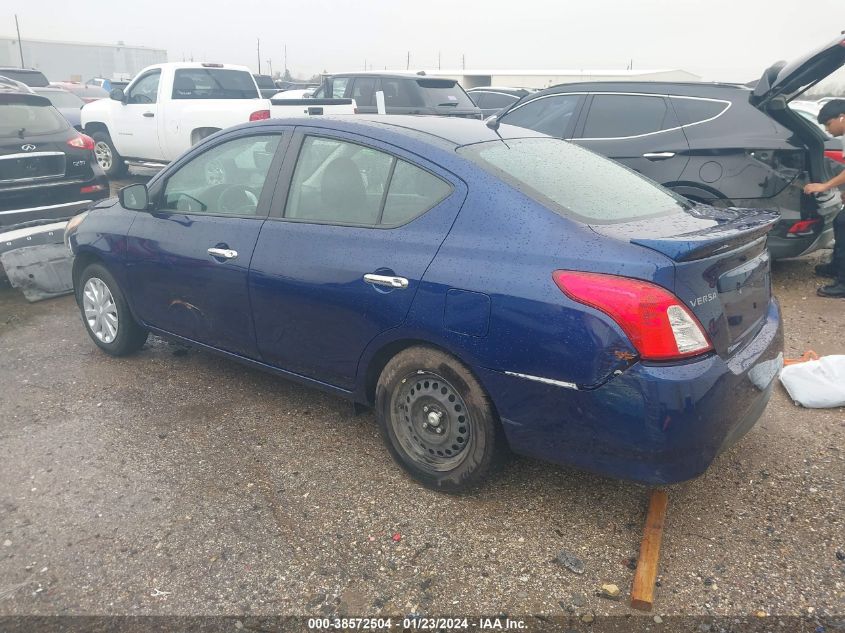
left=249, top=128, right=466, bottom=388
left=573, top=93, right=690, bottom=183
left=125, top=128, right=289, bottom=357
left=348, top=76, right=379, bottom=114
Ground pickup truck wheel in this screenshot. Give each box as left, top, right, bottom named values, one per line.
left=77, top=263, right=147, bottom=356
left=375, top=346, right=508, bottom=492
left=91, top=131, right=127, bottom=178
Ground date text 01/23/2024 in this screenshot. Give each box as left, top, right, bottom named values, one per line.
left=306, top=617, right=527, bottom=630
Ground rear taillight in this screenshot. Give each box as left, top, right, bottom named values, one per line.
left=249, top=109, right=271, bottom=121
left=786, top=218, right=821, bottom=237
left=824, top=149, right=845, bottom=163
left=80, top=184, right=105, bottom=194
left=553, top=271, right=713, bottom=361
left=67, top=133, right=95, bottom=151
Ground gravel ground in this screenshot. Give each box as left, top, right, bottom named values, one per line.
left=0, top=209, right=843, bottom=628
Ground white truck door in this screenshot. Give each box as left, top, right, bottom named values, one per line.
left=111, top=69, right=165, bottom=161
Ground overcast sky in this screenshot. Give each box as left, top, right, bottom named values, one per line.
left=4, top=0, right=845, bottom=84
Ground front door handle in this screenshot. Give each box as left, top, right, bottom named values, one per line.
left=208, top=247, right=238, bottom=260
left=143, top=111, right=155, bottom=118
left=642, top=152, right=675, bottom=160
left=363, top=273, right=409, bottom=289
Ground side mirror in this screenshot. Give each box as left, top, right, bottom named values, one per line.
left=110, top=88, right=126, bottom=102
left=119, top=183, right=149, bottom=211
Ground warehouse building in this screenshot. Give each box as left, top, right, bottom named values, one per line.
left=0, top=35, right=166, bottom=83
left=413, top=68, right=702, bottom=89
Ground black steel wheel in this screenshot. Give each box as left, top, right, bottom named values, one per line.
left=376, top=346, right=507, bottom=492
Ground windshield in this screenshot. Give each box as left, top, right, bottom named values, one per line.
left=35, top=89, right=84, bottom=109
left=0, top=102, right=69, bottom=136
left=458, top=138, right=690, bottom=224
left=417, top=79, right=476, bottom=108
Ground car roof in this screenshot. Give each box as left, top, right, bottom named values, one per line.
left=255, top=115, right=547, bottom=147
left=536, top=80, right=750, bottom=97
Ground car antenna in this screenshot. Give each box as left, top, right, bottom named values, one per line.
left=485, top=116, right=510, bottom=148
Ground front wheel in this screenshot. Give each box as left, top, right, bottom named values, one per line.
left=77, top=263, right=147, bottom=356
left=91, top=130, right=127, bottom=178
left=375, top=346, right=508, bottom=492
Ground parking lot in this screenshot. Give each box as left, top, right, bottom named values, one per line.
left=1, top=210, right=843, bottom=630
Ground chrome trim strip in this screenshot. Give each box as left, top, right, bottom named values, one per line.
left=0, top=151, right=65, bottom=160
left=0, top=200, right=92, bottom=216
left=505, top=91, right=731, bottom=141
left=504, top=371, right=578, bottom=390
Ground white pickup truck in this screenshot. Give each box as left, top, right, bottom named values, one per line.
left=82, top=62, right=355, bottom=176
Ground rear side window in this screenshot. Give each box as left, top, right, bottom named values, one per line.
left=0, top=69, right=49, bottom=87
left=416, top=79, right=475, bottom=108
left=380, top=79, right=421, bottom=108
left=582, top=95, right=673, bottom=138
left=171, top=69, right=259, bottom=99
left=500, top=94, right=581, bottom=137
left=285, top=136, right=451, bottom=226
left=671, top=97, right=729, bottom=125
left=458, top=138, right=688, bottom=224
left=0, top=102, right=68, bottom=136
left=328, top=77, right=350, bottom=99
left=472, top=91, right=519, bottom=110
left=351, top=77, right=378, bottom=107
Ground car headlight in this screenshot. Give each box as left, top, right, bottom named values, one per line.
left=64, top=210, right=89, bottom=252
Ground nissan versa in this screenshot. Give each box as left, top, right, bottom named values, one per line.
left=66, top=116, right=784, bottom=492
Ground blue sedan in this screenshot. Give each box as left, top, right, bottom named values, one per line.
left=66, top=116, right=784, bottom=491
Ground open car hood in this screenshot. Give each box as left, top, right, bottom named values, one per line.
left=751, top=33, right=845, bottom=106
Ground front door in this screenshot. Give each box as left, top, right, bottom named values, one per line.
left=125, top=129, right=288, bottom=358
left=111, top=69, right=164, bottom=160
left=249, top=129, right=465, bottom=389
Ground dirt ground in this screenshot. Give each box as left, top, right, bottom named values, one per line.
left=0, top=231, right=843, bottom=631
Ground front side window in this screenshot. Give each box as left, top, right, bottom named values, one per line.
left=285, top=136, right=451, bottom=226
left=500, top=94, right=581, bottom=137
left=126, top=71, right=161, bottom=104
left=458, top=138, right=690, bottom=224
left=328, top=77, right=350, bottom=99
left=171, top=69, right=259, bottom=100
left=161, top=135, right=281, bottom=216
left=582, top=95, right=672, bottom=138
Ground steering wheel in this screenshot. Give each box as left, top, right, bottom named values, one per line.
left=217, top=185, right=259, bottom=214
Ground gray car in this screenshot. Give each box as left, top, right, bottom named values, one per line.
left=33, top=87, right=85, bottom=129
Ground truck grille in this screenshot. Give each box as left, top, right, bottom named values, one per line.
left=0, top=152, right=66, bottom=184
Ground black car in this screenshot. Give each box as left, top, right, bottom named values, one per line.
left=313, top=73, right=483, bottom=119
left=494, top=35, right=845, bottom=260
left=0, top=82, right=108, bottom=228
left=467, top=86, right=534, bottom=118
left=0, top=67, right=50, bottom=88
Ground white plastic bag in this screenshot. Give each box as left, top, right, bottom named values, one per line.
left=779, top=355, right=845, bottom=408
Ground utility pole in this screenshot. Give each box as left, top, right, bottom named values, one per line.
left=438, top=51, right=441, bottom=70
left=284, top=44, right=287, bottom=73
left=267, top=59, right=273, bottom=76
left=14, top=15, right=25, bottom=68
left=406, top=51, right=410, bottom=70
left=257, top=38, right=261, bottom=74
left=462, top=54, right=465, bottom=70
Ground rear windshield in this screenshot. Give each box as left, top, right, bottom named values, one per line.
left=0, top=102, right=69, bottom=136
left=0, top=69, right=49, bottom=87
left=458, top=138, right=689, bottom=224
left=35, top=89, right=84, bottom=109
left=416, top=79, right=476, bottom=108
left=172, top=68, right=259, bottom=99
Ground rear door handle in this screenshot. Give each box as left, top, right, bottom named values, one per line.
left=642, top=152, right=675, bottom=160
left=363, top=273, right=409, bottom=289
left=143, top=112, right=155, bottom=118
left=208, top=247, right=238, bottom=260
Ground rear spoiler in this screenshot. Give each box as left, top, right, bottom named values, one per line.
left=630, top=208, right=779, bottom=262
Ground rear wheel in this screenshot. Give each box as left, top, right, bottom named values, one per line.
left=375, top=346, right=508, bottom=492
left=91, top=130, right=127, bottom=178
left=77, top=263, right=147, bottom=356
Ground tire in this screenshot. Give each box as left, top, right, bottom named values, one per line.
left=91, top=130, right=127, bottom=178
left=77, top=263, right=147, bottom=356
left=375, top=346, right=508, bottom=492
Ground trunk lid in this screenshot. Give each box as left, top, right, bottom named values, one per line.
left=751, top=34, right=845, bottom=106
left=591, top=205, right=778, bottom=357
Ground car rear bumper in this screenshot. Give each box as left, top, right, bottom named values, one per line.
left=768, top=224, right=835, bottom=259
left=479, top=298, right=784, bottom=485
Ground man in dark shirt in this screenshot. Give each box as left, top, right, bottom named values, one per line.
left=804, top=99, right=845, bottom=298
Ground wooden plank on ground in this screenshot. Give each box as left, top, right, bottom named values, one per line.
left=630, top=488, right=669, bottom=611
